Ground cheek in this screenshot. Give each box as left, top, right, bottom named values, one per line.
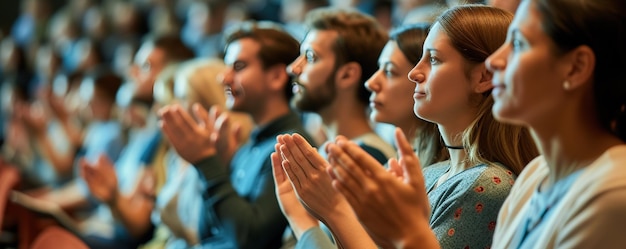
left=309, top=64, right=333, bottom=82
left=390, top=81, right=416, bottom=108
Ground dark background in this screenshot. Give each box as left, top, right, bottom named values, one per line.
left=0, top=0, right=66, bottom=38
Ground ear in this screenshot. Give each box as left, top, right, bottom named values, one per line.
left=563, top=45, right=595, bottom=90
left=472, top=64, right=493, bottom=94
left=334, top=62, right=362, bottom=90
left=265, top=64, right=289, bottom=92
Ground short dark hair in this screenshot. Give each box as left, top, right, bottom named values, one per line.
left=304, top=8, right=388, bottom=105
left=224, top=21, right=300, bottom=100
left=151, top=34, right=195, bottom=63
left=87, top=67, right=123, bottom=102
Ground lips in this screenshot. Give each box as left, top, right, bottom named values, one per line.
left=292, top=80, right=306, bottom=94
left=369, top=100, right=382, bottom=108
left=413, top=89, right=426, bottom=99
left=225, top=87, right=240, bottom=98
left=491, top=83, right=505, bottom=97
left=225, top=87, right=234, bottom=96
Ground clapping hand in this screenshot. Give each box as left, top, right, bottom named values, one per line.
left=159, top=104, right=242, bottom=166
left=79, top=154, right=119, bottom=205
left=327, top=128, right=435, bottom=248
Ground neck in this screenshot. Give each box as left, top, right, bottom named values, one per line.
left=438, top=124, right=471, bottom=176
left=531, top=92, right=623, bottom=188
left=531, top=119, right=621, bottom=189
left=319, top=101, right=373, bottom=140
left=395, top=118, right=420, bottom=142
left=250, top=99, right=291, bottom=127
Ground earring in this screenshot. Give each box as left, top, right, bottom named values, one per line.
left=563, top=80, right=571, bottom=90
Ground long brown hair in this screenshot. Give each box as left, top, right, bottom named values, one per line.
left=437, top=5, right=538, bottom=174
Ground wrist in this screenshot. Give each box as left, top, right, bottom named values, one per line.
left=190, top=148, right=217, bottom=165
left=323, top=199, right=354, bottom=226
left=288, top=215, right=319, bottom=240
left=394, top=221, right=439, bottom=249
left=106, top=189, right=121, bottom=207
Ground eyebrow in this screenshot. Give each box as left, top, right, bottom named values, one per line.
left=302, top=47, right=315, bottom=54
left=511, top=28, right=522, bottom=38
left=426, top=48, right=438, bottom=53
left=378, top=61, right=394, bottom=67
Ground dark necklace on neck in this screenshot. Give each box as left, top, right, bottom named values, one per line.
left=444, top=144, right=465, bottom=150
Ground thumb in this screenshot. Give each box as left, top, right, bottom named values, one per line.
left=232, top=123, right=242, bottom=142
left=193, top=103, right=210, bottom=128
left=78, top=157, right=91, bottom=179
left=394, top=128, right=424, bottom=188
left=387, top=158, right=404, bottom=179
left=271, top=150, right=286, bottom=184
left=215, top=113, right=231, bottom=137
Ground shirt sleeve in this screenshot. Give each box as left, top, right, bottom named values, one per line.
left=296, top=226, right=337, bottom=249
left=432, top=169, right=514, bottom=249
left=194, top=155, right=287, bottom=249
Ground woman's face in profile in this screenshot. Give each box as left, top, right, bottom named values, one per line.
left=487, top=0, right=570, bottom=127
left=408, top=23, right=476, bottom=125
left=366, top=41, right=416, bottom=127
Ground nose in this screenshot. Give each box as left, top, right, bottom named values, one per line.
left=486, top=45, right=508, bottom=73
left=219, top=69, right=233, bottom=86
left=287, top=55, right=304, bottom=76
left=365, top=70, right=382, bottom=92
left=408, top=64, right=425, bottom=84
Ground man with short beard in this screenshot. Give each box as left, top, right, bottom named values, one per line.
left=278, top=7, right=397, bottom=249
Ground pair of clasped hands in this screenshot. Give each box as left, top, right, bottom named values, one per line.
left=271, top=128, right=434, bottom=248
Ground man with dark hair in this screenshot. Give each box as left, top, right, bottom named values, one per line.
left=275, top=7, right=396, bottom=248
left=159, top=21, right=313, bottom=248
left=288, top=7, right=395, bottom=165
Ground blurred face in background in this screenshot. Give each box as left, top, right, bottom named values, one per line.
left=366, top=41, right=416, bottom=127
left=129, top=44, right=167, bottom=101
left=221, top=38, right=270, bottom=114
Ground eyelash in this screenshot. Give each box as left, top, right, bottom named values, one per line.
left=384, top=68, right=393, bottom=76
left=305, top=51, right=316, bottom=63
left=512, top=38, right=523, bottom=51
left=429, top=55, right=440, bottom=65
left=233, top=62, right=246, bottom=71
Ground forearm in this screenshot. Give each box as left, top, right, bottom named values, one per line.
left=295, top=226, right=337, bottom=249
left=395, top=222, right=439, bottom=249
left=325, top=208, right=378, bottom=249
left=196, top=157, right=286, bottom=248
left=59, top=116, right=84, bottom=147
left=108, top=191, right=155, bottom=239
left=34, top=134, right=75, bottom=175
left=37, top=181, right=89, bottom=212
left=286, top=209, right=319, bottom=240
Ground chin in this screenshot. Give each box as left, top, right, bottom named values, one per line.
left=491, top=104, right=526, bottom=126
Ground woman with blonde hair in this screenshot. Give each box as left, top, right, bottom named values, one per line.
left=148, top=58, right=253, bottom=249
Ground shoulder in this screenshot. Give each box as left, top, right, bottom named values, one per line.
left=354, top=132, right=397, bottom=160
left=579, top=145, right=626, bottom=191
left=556, top=187, right=626, bottom=248
left=559, top=145, right=626, bottom=217
left=459, top=164, right=516, bottom=202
